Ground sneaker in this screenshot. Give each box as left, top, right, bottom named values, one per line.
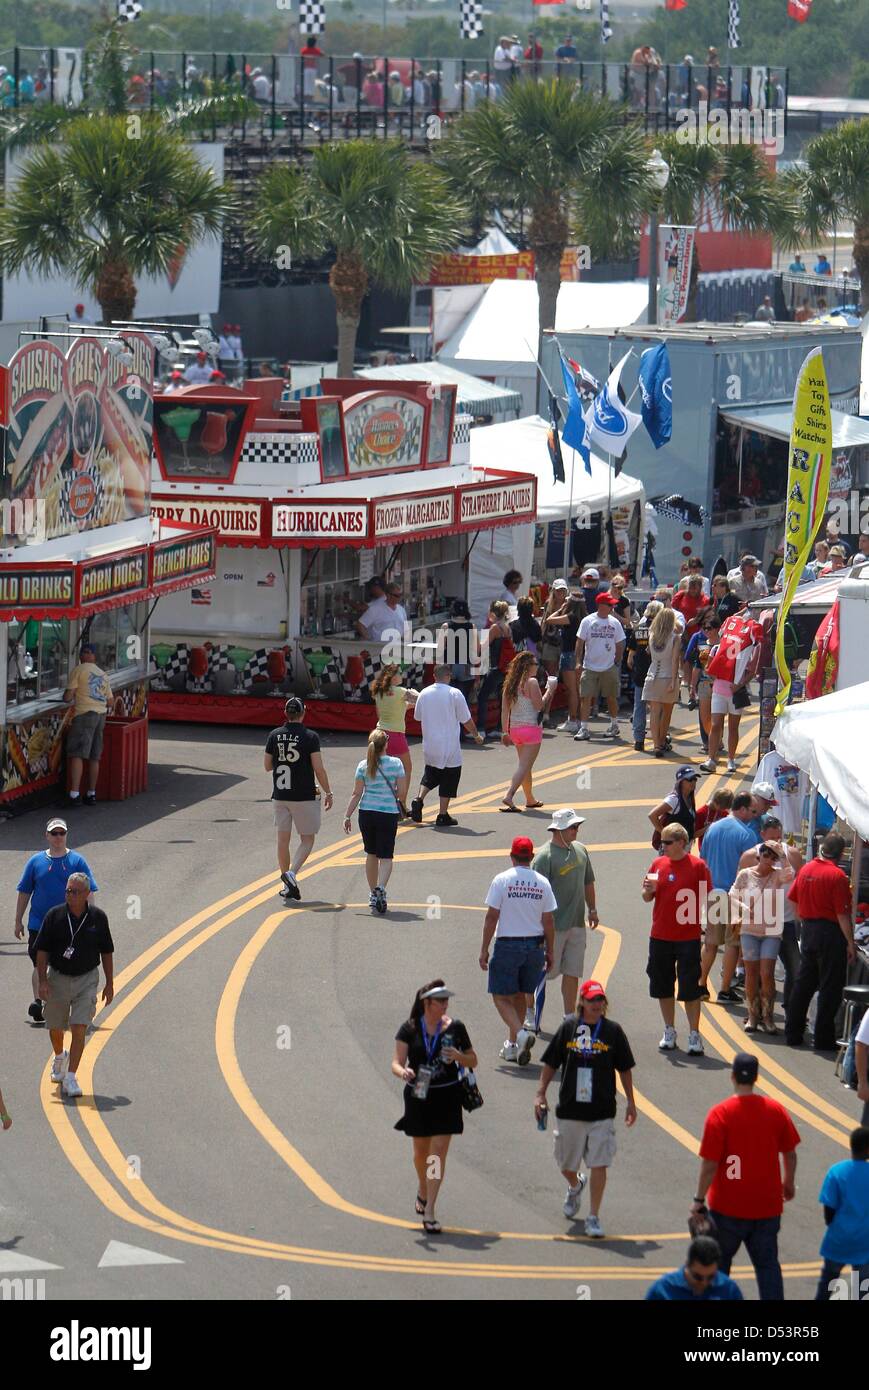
left=516, top=1028, right=536, bottom=1066
left=435, top=813, right=457, bottom=827
left=634, top=741, right=644, bottom=751
left=573, top=725, right=591, bottom=741
left=716, top=987, right=742, bottom=1004
left=557, top=719, right=579, bottom=733
left=62, top=1072, right=82, bottom=1098
left=373, top=887, right=388, bottom=915
left=688, top=698, right=698, bottom=711
left=83, top=792, right=96, bottom=806
left=499, top=1041, right=519, bottom=1063
left=280, top=870, right=301, bottom=901
left=698, top=759, right=716, bottom=773
left=523, top=1010, right=537, bottom=1033
left=67, top=792, right=81, bottom=806
left=410, top=798, right=423, bottom=824
left=584, top=1213, right=605, bottom=1239
left=369, top=890, right=378, bottom=911
left=658, top=1026, right=678, bottom=1050
left=563, top=1175, right=587, bottom=1219
left=698, top=987, right=710, bottom=1001
left=726, top=758, right=737, bottom=773
left=608, top=720, right=620, bottom=738
left=28, top=1000, right=45, bottom=1025
left=687, top=1031, right=705, bottom=1055
left=50, top=1051, right=69, bottom=1083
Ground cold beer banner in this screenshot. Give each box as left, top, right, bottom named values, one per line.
left=775, top=347, right=832, bottom=714
left=658, top=225, right=696, bottom=326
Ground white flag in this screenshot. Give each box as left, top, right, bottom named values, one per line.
left=582, top=351, right=642, bottom=454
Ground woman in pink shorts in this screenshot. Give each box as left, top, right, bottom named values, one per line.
left=499, top=651, right=557, bottom=812
left=371, top=664, right=418, bottom=786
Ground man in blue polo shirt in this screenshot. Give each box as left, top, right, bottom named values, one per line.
left=815, top=1125, right=869, bottom=1299
left=646, top=1236, right=743, bottom=1300
left=699, top=792, right=758, bottom=1003
left=14, top=818, right=97, bottom=1025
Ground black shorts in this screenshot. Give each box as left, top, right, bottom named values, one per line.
left=358, top=809, right=399, bottom=860
left=646, top=937, right=703, bottom=1001
left=28, top=931, right=40, bottom=965
left=421, top=764, right=461, bottom=798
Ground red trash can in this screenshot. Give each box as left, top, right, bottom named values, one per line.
left=93, top=716, right=149, bottom=801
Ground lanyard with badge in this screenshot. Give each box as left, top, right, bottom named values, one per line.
left=63, top=909, right=88, bottom=960
left=413, top=1018, right=442, bottom=1100
left=574, top=1017, right=602, bottom=1104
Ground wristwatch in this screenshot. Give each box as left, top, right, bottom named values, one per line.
left=692, top=1197, right=707, bottom=1207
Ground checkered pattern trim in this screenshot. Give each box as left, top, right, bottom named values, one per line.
left=240, top=432, right=320, bottom=467
left=402, top=662, right=427, bottom=691
left=242, top=649, right=272, bottom=691
left=600, top=0, right=612, bottom=43
left=460, top=0, right=484, bottom=39
left=298, top=0, right=325, bottom=35
left=60, top=464, right=105, bottom=530
left=117, top=0, right=142, bottom=20
left=728, top=0, right=741, bottom=48
left=157, top=644, right=188, bottom=687
left=208, top=645, right=236, bottom=676
left=453, top=414, right=471, bottom=446
left=343, top=651, right=381, bottom=700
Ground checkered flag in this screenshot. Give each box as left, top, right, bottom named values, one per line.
left=298, top=0, right=325, bottom=36
left=728, top=0, right=741, bottom=48
left=600, top=0, right=613, bottom=44
left=116, top=0, right=142, bottom=20
left=460, top=0, right=484, bottom=39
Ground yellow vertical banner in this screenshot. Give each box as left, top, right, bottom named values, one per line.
left=774, top=348, right=833, bottom=715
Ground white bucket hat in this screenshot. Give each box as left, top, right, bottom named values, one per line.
left=548, top=808, right=586, bottom=832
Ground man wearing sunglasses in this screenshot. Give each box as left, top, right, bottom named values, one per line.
left=14, top=818, right=97, bottom=1026
left=645, top=1235, right=743, bottom=1300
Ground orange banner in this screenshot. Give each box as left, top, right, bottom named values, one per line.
left=425, top=252, right=535, bottom=286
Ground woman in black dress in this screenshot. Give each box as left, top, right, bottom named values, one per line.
left=392, top=979, right=477, bottom=1234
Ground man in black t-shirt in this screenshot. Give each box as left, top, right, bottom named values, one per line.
left=535, top=979, right=636, bottom=1238
left=264, top=696, right=333, bottom=902
left=35, top=873, right=114, bottom=1100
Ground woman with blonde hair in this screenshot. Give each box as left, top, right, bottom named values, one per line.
left=499, top=651, right=557, bottom=811
left=642, top=607, right=681, bottom=757
left=371, top=663, right=417, bottom=786
left=344, top=728, right=408, bottom=913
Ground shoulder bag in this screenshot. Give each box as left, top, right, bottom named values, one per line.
left=376, top=763, right=408, bottom=820
left=458, top=1065, right=484, bottom=1112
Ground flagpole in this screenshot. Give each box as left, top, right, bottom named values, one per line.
left=563, top=446, right=577, bottom=575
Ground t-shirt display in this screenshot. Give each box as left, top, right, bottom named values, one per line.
left=414, top=683, right=470, bottom=768
left=754, top=750, right=807, bottom=839
left=35, top=903, right=114, bottom=976
left=532, top=841, right=595, bottom=932
left=576, top=614, right=625, bottom=671
left=700, top=1094, right=801, bottom=1218
left=648, top=853, right=713, bottom=942
left=541, top=1015, right=635, bottom=1121
left=265, top=723, right=321, bottom=801
left=17, top=851, right=98, bottom=934
left=485, top=867, right=556, bottom=937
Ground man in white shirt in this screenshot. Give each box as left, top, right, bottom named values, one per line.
left=251, top=68, right=271, bottom=101
left=574, top=593, right=625, bottom=742
left=355, top=580, right=408, bottom=642
left=493, top=36, right=513, bottom=77
left=481, top=836, right=556, bottom=1064
left=856, top=1007, right=869, bottom=1126
left=726, top=555, right=768, bottom=604
left=411, top=665, right=484, bottom=827
left=183, top=351, right=213, bottom=384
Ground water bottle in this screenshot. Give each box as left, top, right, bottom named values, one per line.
left=537, top=1103, right=548, bottom=1131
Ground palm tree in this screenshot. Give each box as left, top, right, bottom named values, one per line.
left=250, top=141, right=467, bottom=376
left=778, top=121, right=869, bottom=309
left=436, top=80, right=653, bottom=355
left=0, top=115, right=236, bottom=322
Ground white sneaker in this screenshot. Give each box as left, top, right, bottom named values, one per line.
left=726, top=758, right=737, bottom=773
left=523, top=1010, right=537, bottom=1033
left=50, top=1050, right=69, bottom=1083
left=516, top=1028, right=536, bottom=1066
left=584, top=1213, right=605, bottom=1238
left=573, top=725, right=591, bottom=741
left=658, top=1026, right=678, bottom=1050
left=62, top=1072, right=82, bottom=1098
left=499, top=1041, right=519, bottom=1062
left=687, top=1031, right=705, bottom=1055
left=698, top=759, right=716, bottom=773
left=563, top=1175, right=587, bottom=1219
left=608, top=720, right=620, bottom=738
left=558, top=719, right=579, bottom=733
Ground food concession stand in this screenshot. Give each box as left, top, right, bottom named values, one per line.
left=147, top=377, right=537, bottom=730
left=1, top=333, right=216, bottom=806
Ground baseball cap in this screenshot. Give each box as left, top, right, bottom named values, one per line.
left=552, top=578, right=569, bottom=591
left=75, top=303, right=85, bottom=314
left=46, top=817, right=68, bottom=833
left=80, top=643, right=95, bottom=656
left=751, top=781, right=777, bottom=803
left=732, top=1052, right=759, bottom=1084
left=510, top=836, right=535, bottom=860
left=548, top=808, right=586, bottom=832
left=170, top=370, right=183, bottom=380
left=676, top=765, right=700, bottom=782
left=580, top=980, right=606, bottom=1001
left=582, top=567, right=600, bottom=581
left=284, top=696, right=305, bottom=717
left=595, top=593, right=618, bottom=606
left=419, top=985, right=454, bottom=1000
left=760, top=812, right=782, bottom=829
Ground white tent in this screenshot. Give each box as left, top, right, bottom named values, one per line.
left=436, top=278, right=648, bottom=415
left=772, top=681, right=869, bottom=839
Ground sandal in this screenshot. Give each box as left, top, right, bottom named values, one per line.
left=499, top=803, right=522, bottom=812
left=414, top=1194, right=426, bottom=1215
left=525, top=800, right=544, bottom=809
left=422, top=1218, right=442, bottom=1234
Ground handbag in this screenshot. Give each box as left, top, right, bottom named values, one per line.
left=377, top=764, right=408, bottom=819
left=732, top=685, right=751, bottom=710
left=458, top=1066, right=484, bottom=1112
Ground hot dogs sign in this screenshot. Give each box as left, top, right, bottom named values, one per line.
left=3, top=334, right=153, bottom=541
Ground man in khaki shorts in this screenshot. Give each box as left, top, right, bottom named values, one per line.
left=35, top=873, right=114, bottom=1099
left=63, top=642, right=113, bottom=805
left=535, top=980, right=637, bottom=1238
left=532, top=809, right=599, bottom=1024
left=573, top=593, right=625, bottom=742
left=264, top=697, right=333, bottom=902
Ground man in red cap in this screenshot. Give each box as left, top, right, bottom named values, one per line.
left=535, top=979, right=637, bottom=1237
left=70, top=303, right=91, bottom=326
left=164, top=370, right=185, bottom=394
left=481, top=838, right=555, bottom=1065
left=573, top=591, right=625, bottom=742
left=184, top=350, right=213, bottom=384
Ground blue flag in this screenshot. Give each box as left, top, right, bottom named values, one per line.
left=559, top=355, right=591, bottom=474
left=638, top=342, right=672, bottom=450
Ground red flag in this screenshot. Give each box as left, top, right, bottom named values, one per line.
left=665, top=0, right=687, bottom=9
left=805, top=599, right=840, bottom=698
left=787, top=0, right=812, bottom=20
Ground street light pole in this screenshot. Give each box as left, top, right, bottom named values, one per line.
left=645, top=148, right=670, bottom=327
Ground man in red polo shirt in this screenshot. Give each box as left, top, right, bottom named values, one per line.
left=691, top=1053, right=800, bottom=1301
left=785, top=833, right=856, bottom=1051
left=642, top=822, right=712, bottom=1055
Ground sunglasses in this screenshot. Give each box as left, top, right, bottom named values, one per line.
left=661, top=838, right=679, bottom=846
left=48, top=829, right=67, bottom=836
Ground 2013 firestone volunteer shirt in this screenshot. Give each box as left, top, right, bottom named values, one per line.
left=576, top=614, right=625, bottom=671
left=265, top=723, right=321, bottom=801
left=485, top=866, right=556, bottom=938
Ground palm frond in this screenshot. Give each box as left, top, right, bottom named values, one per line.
left=0, top=104, right=81, bottom=155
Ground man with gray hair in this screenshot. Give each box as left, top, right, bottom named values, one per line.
left=726, top=554, right=768, bottom=605
left=410, top=665, right=484, bottom=827
left=35, top=873, right=114, bottom=1099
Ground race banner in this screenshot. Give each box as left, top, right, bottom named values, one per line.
left=774, top=348, right=833, bottom=714
left=425, top=252, right=535, bottom=286
left=658, top=224, right=696, bottom=325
